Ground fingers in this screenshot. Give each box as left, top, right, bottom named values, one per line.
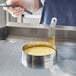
left=12, top=7, right=24, bottom=16
left=3, top=0, right=24, bottom=17
left=3, top=7, right=24, bottom=17
left=11, top=7, right=24, bottom=13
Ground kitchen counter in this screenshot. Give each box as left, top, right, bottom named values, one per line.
left=0, top=40, right=76, bottom=76
left=0, top=22, right=76, bottom=76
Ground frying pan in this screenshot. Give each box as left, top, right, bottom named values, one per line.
left=22, top=18, right=57, bottom=69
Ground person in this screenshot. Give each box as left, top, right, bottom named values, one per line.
left=3, top=0, right=76, bottom=25
left=3, top=0, right=43, bottom=17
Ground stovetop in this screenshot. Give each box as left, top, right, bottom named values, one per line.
left=0, top=40, right=76, bottom=76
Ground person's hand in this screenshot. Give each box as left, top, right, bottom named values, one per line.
left=3, top=0, right=40, bottom=17
left=3, top=0, right=26, bottom=17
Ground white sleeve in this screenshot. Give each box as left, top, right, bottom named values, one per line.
left=40, top=0, right=45, bottom=6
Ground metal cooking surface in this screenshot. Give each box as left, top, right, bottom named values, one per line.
left=0, top=40, right=76, bottom=76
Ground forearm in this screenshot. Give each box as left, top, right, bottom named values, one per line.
left=24, top=0, right=40, bottom=12
left=6, top=0, right=40, bottom=11
left=4, top=0, right=41, bottom=17
left=33, top=0, right=40, bottom=11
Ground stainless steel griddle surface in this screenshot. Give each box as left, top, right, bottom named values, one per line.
left=0, top=40, right=76, bottom=76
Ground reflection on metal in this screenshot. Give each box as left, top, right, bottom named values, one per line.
left=5, top=22, right=76, bottom=42
left=0, top=27, right=8, bottom=40
left=0, top=40, right=76, bottom=76
left=22, top=50, right=56, bottom=69
left=22, top=42, right=56, bottom=69
left=0, top=22, right=76, bottom=75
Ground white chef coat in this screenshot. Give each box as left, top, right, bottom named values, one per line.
left=40, top=0, right=45, bottom=5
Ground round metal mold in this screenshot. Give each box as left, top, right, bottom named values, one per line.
left=21, top=42, right=57, bottom=69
